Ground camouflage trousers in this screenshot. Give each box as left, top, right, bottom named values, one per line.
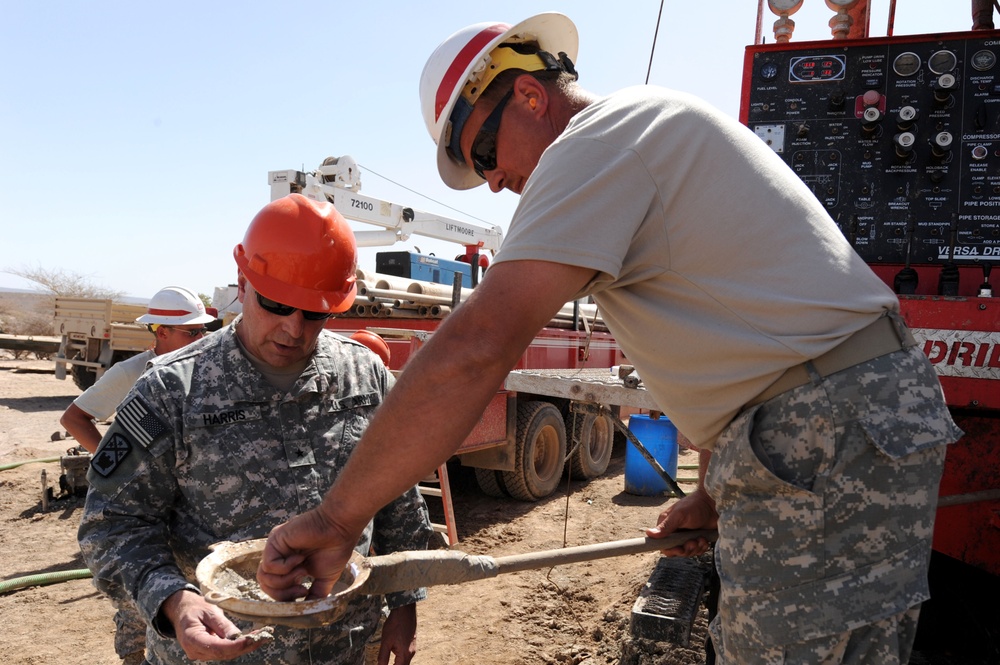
left=704, top=346, right=961, bottom=664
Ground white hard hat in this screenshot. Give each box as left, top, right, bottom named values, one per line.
left=135, top=286, right=216, bottom=325
left=418, top=13, right=579, bottom=190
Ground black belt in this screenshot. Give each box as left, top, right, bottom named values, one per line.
left=746, top=312, right=916, bottom=409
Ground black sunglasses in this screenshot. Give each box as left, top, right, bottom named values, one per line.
left=160, top=326, right=208, bottom=338
left=256, top=292, right=333, bottom=321
left=470, top=89, right=514, bottom=179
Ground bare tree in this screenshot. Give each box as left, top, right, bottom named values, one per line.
left=1, top=266, right=127, bottom=358
left=5, top=265, right=125, bottom=300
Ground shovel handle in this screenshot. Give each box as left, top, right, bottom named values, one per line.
left=362, top=529, right=718, bottom=595
left=494, top=529, right=718, bottom=575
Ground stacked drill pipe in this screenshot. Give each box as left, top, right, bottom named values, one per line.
left=348, top=269, right=608, bottom=330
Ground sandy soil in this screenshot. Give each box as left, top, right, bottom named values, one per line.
left=0, top=354, right=709, bottom=665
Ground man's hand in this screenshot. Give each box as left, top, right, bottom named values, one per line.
left=645, top=487, right=718, bottom=557
left=377, top=603, right=417, bottom=665
left=162, top=589, right=270, bottom=660
left=257, top=508, right=361, bottom=601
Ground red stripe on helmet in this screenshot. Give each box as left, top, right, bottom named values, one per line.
left=435, top=23, right=511, bottom=122
left=147, top=308, right=196, bottom=316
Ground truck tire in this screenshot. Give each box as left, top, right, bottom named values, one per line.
left=566, top=410, right=614, bottom=480
left=502, top=401, right=567, bottom=501
left=474, top=468, right=508, bottom=498
left=70, top=350, right=139, bottom=392
left=70, top=363, right=97, bottom=391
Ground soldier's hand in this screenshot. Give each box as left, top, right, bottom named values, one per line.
left=645, top=488, right=718, bottom=557
left=163, top=589, right=270, bottom=660
left=257, top=508, right=361, bottom=601
left=378, top=603, right=418, bottom=664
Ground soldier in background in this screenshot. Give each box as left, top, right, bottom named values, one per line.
left=60, top=286, right=214, bottom=455
left=61, top=285, right=213, bottom=665
left=78, top=194, right=434, bottom=665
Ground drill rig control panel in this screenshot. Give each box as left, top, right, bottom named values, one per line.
left=742, top=31, right=1000, bottom=294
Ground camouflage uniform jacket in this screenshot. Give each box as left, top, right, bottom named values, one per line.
left=78, top=321, right=434, bottom=664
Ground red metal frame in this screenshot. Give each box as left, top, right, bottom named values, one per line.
left=325, top=318, right=624, bottom=373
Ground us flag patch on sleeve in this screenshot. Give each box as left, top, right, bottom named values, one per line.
left=115, top=394, right=169, bottom=446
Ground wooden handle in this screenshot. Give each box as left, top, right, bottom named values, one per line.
left=362, top=529, right=718, bottom=595
left=494, top=529, right=718, bottom=574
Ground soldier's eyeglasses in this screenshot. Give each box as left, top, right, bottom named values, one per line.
left=470, top=90, right=514, bottom=179
left=256, top=293, right=333, bottom=321
left=161, top=326, right=208, bottom=338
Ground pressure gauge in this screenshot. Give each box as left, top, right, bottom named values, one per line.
left=973, top=49, right=997, bottom=71
left=768, top=0, right=803, bottom=14
left=928, top=50, right=958, bottom=75
left=893, top=52, right=921, bottom=77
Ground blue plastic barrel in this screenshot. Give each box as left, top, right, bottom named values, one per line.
left=624, top=414, right=679, bottom=496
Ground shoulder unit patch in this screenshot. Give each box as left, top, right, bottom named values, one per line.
left=91, top=432, right=132, bottom=477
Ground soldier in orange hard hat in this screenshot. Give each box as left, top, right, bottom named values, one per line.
left=79, top=194, right=434, bottom=665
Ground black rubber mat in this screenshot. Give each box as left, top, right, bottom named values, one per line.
left=630, top=555, right=712, bottom=646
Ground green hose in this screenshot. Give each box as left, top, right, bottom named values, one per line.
left=0, top=569, right=92, bottom=595
left=0, top=456, right=61, bottom=471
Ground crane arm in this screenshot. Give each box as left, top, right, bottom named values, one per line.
left=268, top=158, right=504, bottom=253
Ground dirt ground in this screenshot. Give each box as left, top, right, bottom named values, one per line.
left=0, top=352, right=710, bottom=665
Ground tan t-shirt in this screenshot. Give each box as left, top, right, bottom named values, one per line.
left=73, top=349, right=156, bottom=421
left=494, top=86, right=898, bottom=448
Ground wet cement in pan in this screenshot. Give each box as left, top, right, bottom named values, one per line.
left=212, top=557, right=355, bottom=602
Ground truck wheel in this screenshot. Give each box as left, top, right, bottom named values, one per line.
left=502, top=401, right=567, bottom=501
left=70, top=363, right=97, bottom=391
left=474, top=468, right=508, bottom=498
left=566, top=410, right=614, bottom=480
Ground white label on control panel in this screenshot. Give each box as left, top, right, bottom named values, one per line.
left=753, top=124, right=785, bottom=154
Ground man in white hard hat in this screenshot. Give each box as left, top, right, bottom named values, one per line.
left=61, top=285, right=213, bottom=665
left=61, top=286, right=215, bottom=455
left=258, top=13, right=962, bottom=665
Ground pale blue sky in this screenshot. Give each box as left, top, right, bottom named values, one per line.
left=0, top=1, right=967, bottom=299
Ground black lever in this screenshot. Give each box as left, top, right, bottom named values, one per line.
left=894, top=217, right=919, bottom=294
left=979, top=264, right=994, bottom=297
left=938, top=214, right=961, bottom=296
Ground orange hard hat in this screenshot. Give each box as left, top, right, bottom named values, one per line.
left=350, top=329, right=391, bottom=366
left=234, top=194, right=358, bottom=313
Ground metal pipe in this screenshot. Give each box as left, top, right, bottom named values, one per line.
left=405, top=281, right=475, bottom=301
left=493, top=530, right=718, bottom=575
left=756, top=0, right=765, bottom=45
left=973, top=0, right=995, bottom=29
left=937, top=488, right=1000, bottom=507
left=847, top=0, right=869, bottom=39
left=364, top=286, right=454, bottom=307
left=364, top=295, right=401, bottom=308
